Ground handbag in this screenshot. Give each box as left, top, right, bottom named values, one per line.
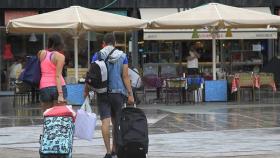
left=19, top=55, right=41, bottom=87
left=74, top=97, right=97, bottom=140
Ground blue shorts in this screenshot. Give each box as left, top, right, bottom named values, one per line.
left=40, top=86, right=67, bottom=103
left=97, top=93, right=125, bottom=120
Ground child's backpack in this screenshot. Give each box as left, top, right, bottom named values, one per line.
left=86, top=48, right=116, bottom=93
left=19, top=53, right=41, bottom=87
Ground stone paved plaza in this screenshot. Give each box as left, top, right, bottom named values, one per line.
left=1, top=95, right=280, bottom=158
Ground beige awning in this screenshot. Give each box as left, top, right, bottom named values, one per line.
left=142, top=7, right=278, bottom=40
left=140, top=8, right=179, bottom=21
left=7, top=6, right=148, bottom=36
left=149, top=4, right=280, bottom=29
left=147, top=3, right=280, bottom=80
left=7, top=6, right=148, bottom=82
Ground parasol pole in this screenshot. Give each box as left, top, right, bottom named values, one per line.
left=210, top=28, right=217, bottom=80
left=74, top=6, right=81, bottom=83
left=43, top=33, right=46, bottom=49
left=73, top=36, right=79, bottom=82
left=87, top=32, right=90, bottom=68
left=212, top=36, right=217, bottom=80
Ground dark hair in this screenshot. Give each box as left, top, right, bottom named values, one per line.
left=47, top=34, right=64, bottom=51
left=190, top=45, right=196, bottom=52
left=103, top=33, right=116, bottom=45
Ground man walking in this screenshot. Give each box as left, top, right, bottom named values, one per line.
left=85, top=32, right=134, bottom=158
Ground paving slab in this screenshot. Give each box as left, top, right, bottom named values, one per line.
left=1, top=126, right=280, bottom=158
left=1, top=95, right=280, bottom=158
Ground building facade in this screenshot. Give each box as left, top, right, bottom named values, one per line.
left=0, top=0, right=279, bottom=91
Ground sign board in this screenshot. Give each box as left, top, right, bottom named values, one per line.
left=5, top=10, right=38, bottom=25
left=144, top=29, right=278, bottom=40
left=252, top=44, right=262, bottom=51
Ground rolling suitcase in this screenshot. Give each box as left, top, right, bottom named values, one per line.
left=39, top=105, right=76, bottom=158
left=116, top=104, right=149, bottom=158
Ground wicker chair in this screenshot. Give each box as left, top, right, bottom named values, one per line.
left=237, top=73, right=255, bottom=103
left=66, top=68, right=88, bottom=83
left=165, top=78, right=186, bottom=104
left=258, top=73, right=275, bottom=103
left=13, top=81, right=32, bottom=107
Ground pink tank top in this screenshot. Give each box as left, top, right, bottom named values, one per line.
left=39, top=51, right=66, bottom=89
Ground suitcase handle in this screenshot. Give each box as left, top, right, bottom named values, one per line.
left=124, top=103, right=136, bottom=108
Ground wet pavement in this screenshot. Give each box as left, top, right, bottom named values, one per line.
left=1, top=97, right=280, bottom=133
left=1, top=95, right=280, bottom=157
left=0, top=95, right=42, bottom=128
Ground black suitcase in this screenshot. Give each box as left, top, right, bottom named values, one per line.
left=116, top=105, right=149, bottom=158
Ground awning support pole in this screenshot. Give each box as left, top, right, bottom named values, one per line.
left=73, top=36, right=79, bottom=82
left=211, top=29, right=217, bottom=80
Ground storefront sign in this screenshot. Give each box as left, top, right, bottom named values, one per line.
left=5, top=10, right=38, bottom=25
left=144, top=29, right=277, bottom=40
left=252, top=44, right=262, bottom=51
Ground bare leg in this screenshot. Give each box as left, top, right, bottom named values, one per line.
left=111, top=117, right=116, bottom=153
left=101, top=117, right=111, bottom=154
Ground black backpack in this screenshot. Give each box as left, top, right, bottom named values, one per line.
left=86, top=48, right=116, bottom=93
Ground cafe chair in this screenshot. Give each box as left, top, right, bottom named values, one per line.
left=143, top=64, right=159, bottom=76
left=160, top=64, right=179, bottom=104
left=160, top=64, right=177, bottom=79
left=66, top=68, right=88, bottom=83
left=142, top=64, right=163, bottom=104
left=186, top=75, right=204, bottom=103
left=227, top=75, right=237, bottom=101
left=258, top=73, right=275, bottom=103
left=164, top=78, right=186, bottom=104
left=13, top=81, right=32, bottom=107
left=237, top=73, right=255, bottom=103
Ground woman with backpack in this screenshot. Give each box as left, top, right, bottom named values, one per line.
left=39, top=34, right=67, bottom=111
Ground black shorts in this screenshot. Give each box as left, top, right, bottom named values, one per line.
left=187, top=68, right=199, bottom=75
left=96, top=93, right=125, bottom=120
left=40, top=86, right=67, bottom=103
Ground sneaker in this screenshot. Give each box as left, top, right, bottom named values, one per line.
left=111, top=152, right=117, bottom=158
left=104, top=153, right=112, bottom=158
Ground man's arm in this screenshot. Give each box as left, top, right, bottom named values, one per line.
left=122, top=64, right=134, bottom=105
left=194, top=51, right=200, bottom=58
left=187, top=56, right=196, bottom=60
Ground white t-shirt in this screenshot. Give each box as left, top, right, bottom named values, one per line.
left=187, top=51, right=198, bottom=68
left=9, top=63, right=22, bottom=79
left=128, top=68, right=142, bottom=88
